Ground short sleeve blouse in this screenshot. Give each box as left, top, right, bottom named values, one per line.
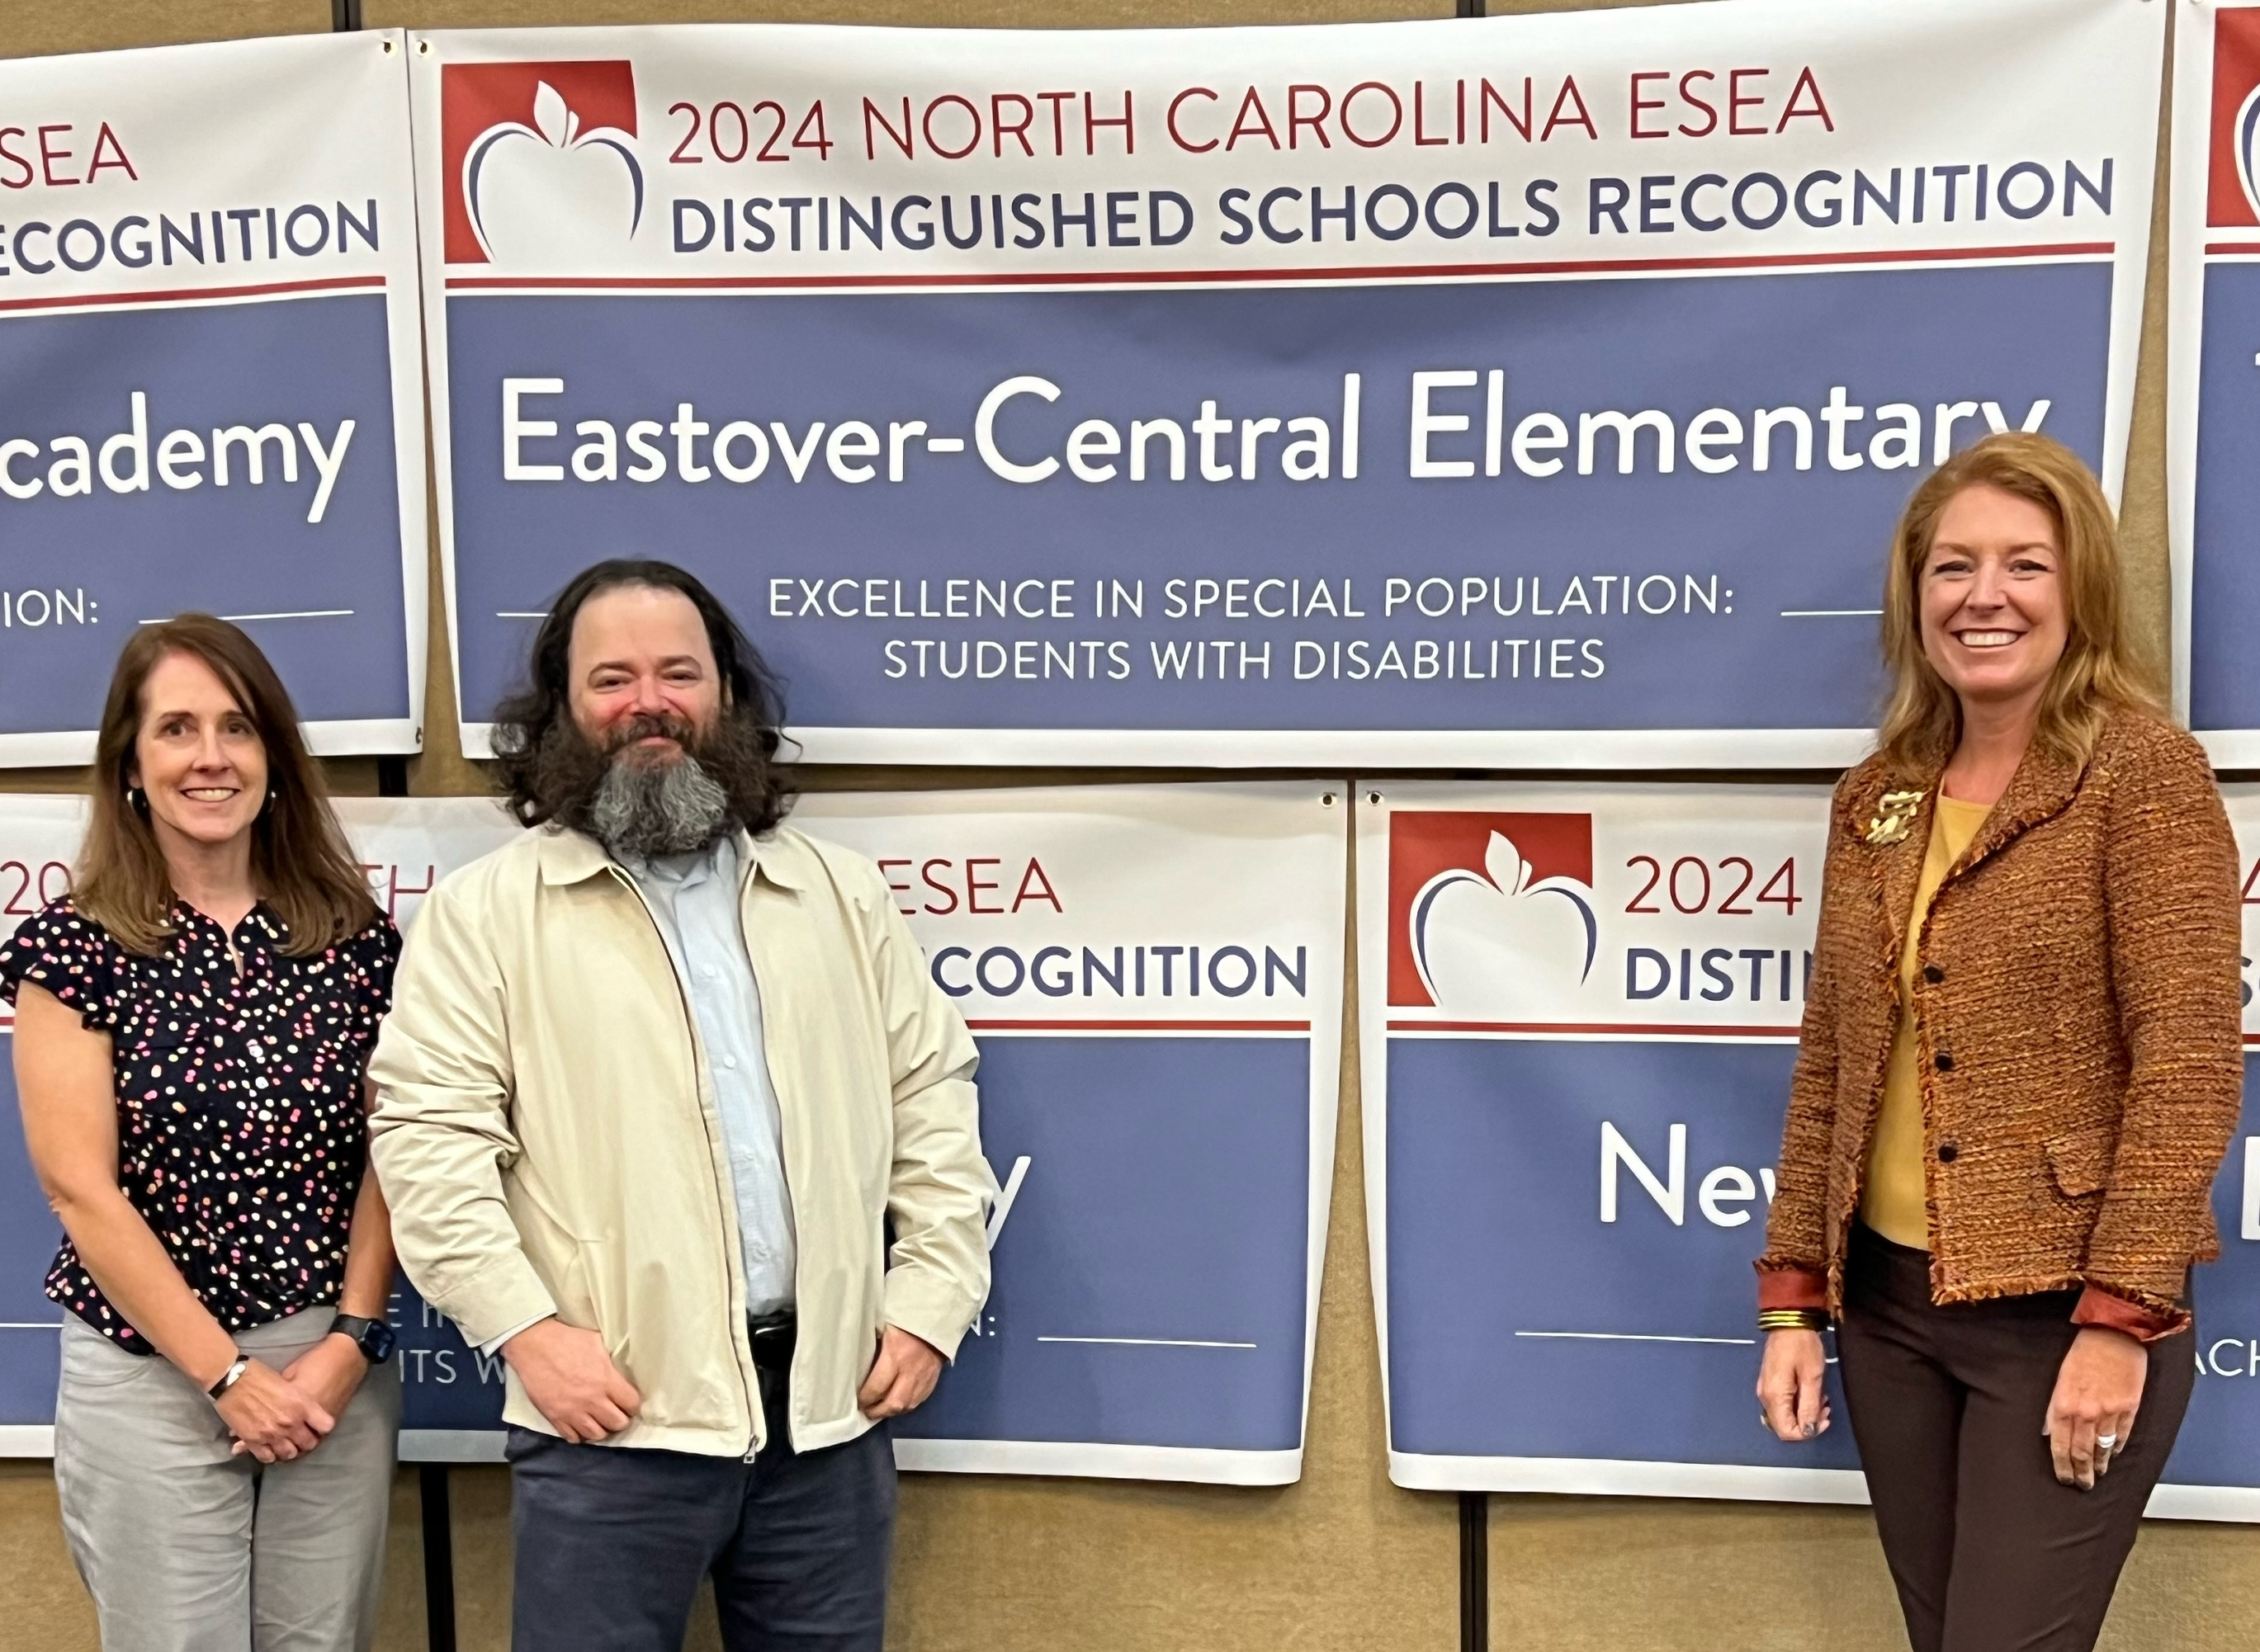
left=0, top=898, right=400, bottom=1352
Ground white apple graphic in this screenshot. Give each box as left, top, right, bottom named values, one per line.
left=1412, top=831, right=1600, bottom=1020
left=465, top=81, right=644, bottom=267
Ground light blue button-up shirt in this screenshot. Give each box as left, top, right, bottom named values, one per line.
left=626, top=835, right=797, bottom=1316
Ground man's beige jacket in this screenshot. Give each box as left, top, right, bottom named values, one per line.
left=366, top=821, right=995, bottom=1457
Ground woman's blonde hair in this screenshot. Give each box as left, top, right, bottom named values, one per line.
left=77, top=616, right=378, bottom=957
left=1876, top=432, right=2163, bottom=772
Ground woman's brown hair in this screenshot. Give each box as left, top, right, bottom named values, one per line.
left=76, top=616, right=378, bottom=956
left=1876, top=432, right=2165, bottom=772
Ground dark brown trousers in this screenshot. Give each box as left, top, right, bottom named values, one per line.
left=1836, top=1225, right=2195, bottom=1652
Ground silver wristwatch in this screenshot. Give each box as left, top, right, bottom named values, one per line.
left=206, top=1354, right=251, bottom=1402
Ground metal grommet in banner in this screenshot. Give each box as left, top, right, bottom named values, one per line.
left=1367, top=791, right=1383, bottom=806
left=1321, top=792, right=1336, bottom=807
left=417, top=39, right=429, bottom=54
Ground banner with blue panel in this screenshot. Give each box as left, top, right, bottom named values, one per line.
left=0, top=1053, right=57, bottom=1439
left=2, top=786, right=1343, bottom=1486
left=793, top=783, right=1343, bottom=1484
left=1356, top=782, right=2260, bottom=1520
left=0, top=34, right=429, bottom=764
left=2170, top=0, right=2260, bottom=761
left=0, top=798, right=92, bottom=1444
left=409, top=0, right=2163, bottom=769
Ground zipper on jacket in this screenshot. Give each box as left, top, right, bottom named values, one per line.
left=735, top=852, right=792, bottom=1467
left=606, top=864, right=766, bottom=1456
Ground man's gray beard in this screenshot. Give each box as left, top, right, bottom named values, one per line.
left=586, top=750, right=735, bottom=858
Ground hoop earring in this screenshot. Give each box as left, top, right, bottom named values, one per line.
left=125, top=786, right=148, bottom=819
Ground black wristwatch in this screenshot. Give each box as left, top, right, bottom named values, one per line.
left=331, top=1314, right=396, bottom=1365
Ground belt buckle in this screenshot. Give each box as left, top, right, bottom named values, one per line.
left=747, top=1312, right=795, bottom=1366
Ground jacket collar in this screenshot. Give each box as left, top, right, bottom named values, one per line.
left=1951, top=742, right=2088, bottom=875
left=1846, top=739, right=2088, bottom=944
left=533, top=823, right=810, bottom=891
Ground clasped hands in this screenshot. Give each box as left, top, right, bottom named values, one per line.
left=214, top=1333, right=368, bottom=1463
left=505, top=1317, right=943, bottom=1444
left=1754, top=1323, right=2146, bottom=1490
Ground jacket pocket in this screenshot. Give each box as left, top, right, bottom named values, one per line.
left=506, top=1179, right=600, bottom=1333
left=2046, top=1126, right=2117, bottom=1198
left=548, top=1238, right=641, bottom=1376
left=552, top=1239, right=603, bottom=1333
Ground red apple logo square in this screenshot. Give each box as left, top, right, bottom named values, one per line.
left=2208, top=7, right=2260, bottom=229
left=440, top=61, right=643, bottom=267
left=1387, top=811, right=1597, bottom=1016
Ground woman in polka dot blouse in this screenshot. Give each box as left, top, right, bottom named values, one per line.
left=2, top=616, right=402, bottom=1652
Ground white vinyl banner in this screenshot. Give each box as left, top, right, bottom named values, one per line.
left=1359, top=782, right=2260, bottom=1520
left=0, top=34, right=429, bottom=762
left=2, top=786, right=1345, bottom=1486
left=2191, top=784, right=2260, bottom=1519
left=409, top=1, right=2161, bottom=767
left=795, top=783, right=1344, bottom=1482
left=2169, top=0, right=2260, bottom=762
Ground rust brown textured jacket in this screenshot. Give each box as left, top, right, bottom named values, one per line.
left=1756, top=708, right=2243, bottom=1338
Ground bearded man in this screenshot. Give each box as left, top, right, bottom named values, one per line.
left=368, top=559, right=993, bottom=1652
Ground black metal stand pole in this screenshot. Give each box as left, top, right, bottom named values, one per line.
left=1454, top=0, right=1490, bottom=1622
left=418, top=1465, right=458, bottom=1652
left=1459, top=1491, right=1489, bottom=1650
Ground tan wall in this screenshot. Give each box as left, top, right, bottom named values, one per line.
left=1, top=2, right=2250, bottom=1649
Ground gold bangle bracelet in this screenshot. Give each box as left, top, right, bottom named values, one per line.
left=1757, top=1309, right=1830, bottom=1333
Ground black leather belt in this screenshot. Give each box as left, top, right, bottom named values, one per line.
left=747, top=1310, right=796, bottom=1376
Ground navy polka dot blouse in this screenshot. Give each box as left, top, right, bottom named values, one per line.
left=0, top=899, right=399, bottom=1352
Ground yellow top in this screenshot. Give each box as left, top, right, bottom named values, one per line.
left=1860, top=794, right=1993, bottom=1249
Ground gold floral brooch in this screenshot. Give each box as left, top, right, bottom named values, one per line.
left=1864, top=789, right=1927, bottom=846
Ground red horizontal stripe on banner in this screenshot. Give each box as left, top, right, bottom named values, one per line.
left=0, top=274, right=386, bottom=314
left=1391, top=1019, right=1799, bottom=1037
left=447, top=243, right=2112, bottom=295
left=966, top=1018, right=1310, bottom=1032
left=2206, top=241, right=2260, bottom=257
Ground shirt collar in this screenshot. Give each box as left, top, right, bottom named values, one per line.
left=622, top=833, right=735, bottom=891
left=168, top=900, right=283, bottom=952
left=536, top=822, right=806, bottom=892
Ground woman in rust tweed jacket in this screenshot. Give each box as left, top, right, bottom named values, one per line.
left=1754, top=433, right=2242, bottom=1652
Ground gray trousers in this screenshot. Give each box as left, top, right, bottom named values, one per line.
left=54, top=1305, right=401, bottom=1652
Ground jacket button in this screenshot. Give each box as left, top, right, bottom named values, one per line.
left=1922, top=965, right=1944, bottom=984
left=1934, top=1051, right=1954, bottom=1071
left=1937, top=1141, right=1959, bottom=1163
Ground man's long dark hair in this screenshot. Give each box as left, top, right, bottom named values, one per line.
left=490, top=559, right=795, bottom=834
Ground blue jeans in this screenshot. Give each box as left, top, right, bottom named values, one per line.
left=506, top=1404, right=896, bottom=1652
